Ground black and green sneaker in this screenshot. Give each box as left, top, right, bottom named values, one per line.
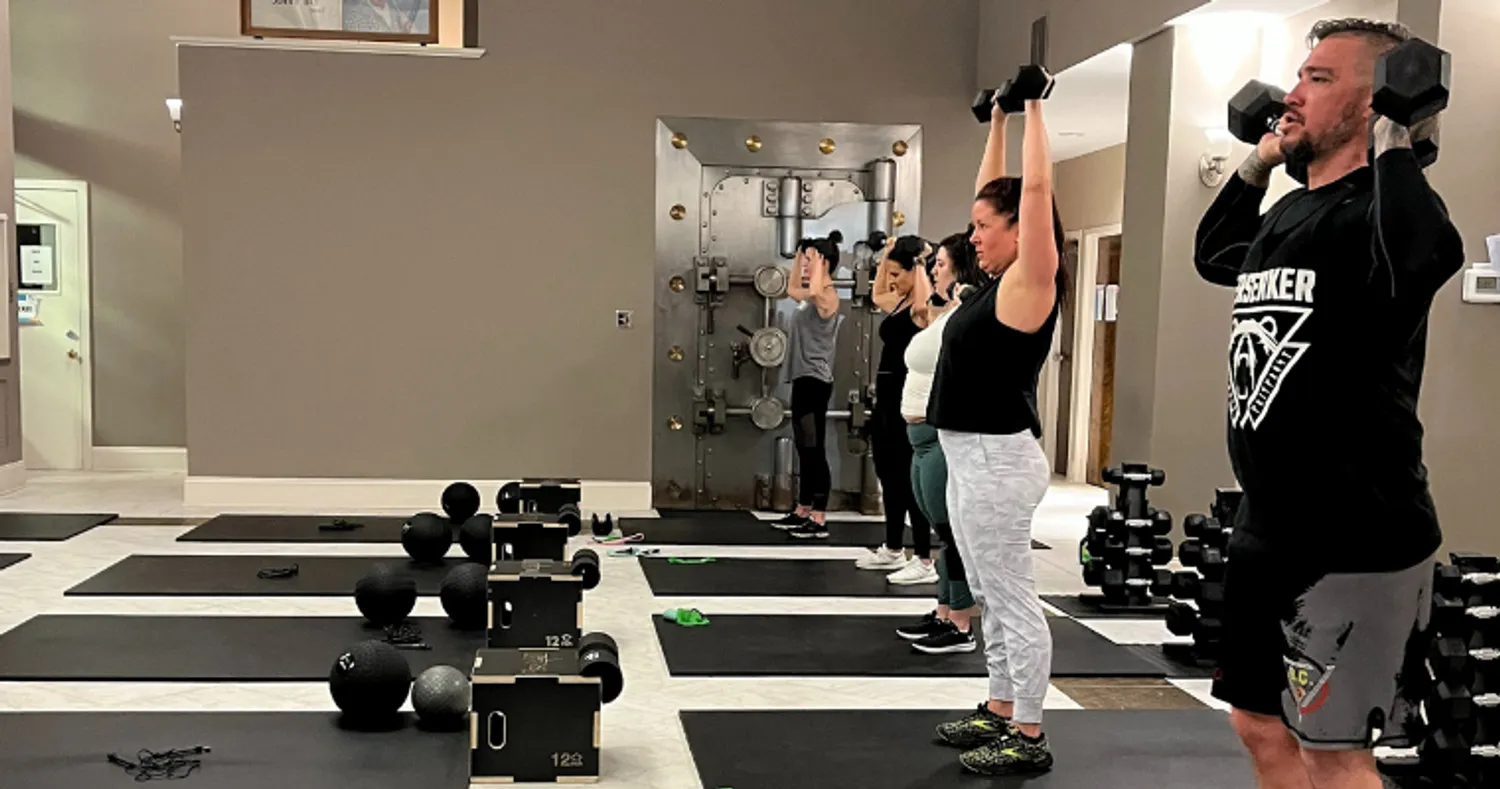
left=933, top=703, right=1012, bottom=749
left=958, top=732, right=1054, bottom=776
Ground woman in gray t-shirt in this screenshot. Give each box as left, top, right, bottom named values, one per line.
left=771, top=232, right=845, bottom=540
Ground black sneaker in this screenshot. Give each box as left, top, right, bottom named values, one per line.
left=788, top=521, right=829, bottom=540
left=772, top=513, right=808, bottom=531
left=913, top=622, right=977, bottom=654
left=959, top=732, right=1054, bottom=776
left=934, top=703, right=1012, bottom=749
left=896, top=611, right=947, bottom=641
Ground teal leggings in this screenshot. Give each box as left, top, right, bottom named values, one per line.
left=908, top=422, right=975, bottom=610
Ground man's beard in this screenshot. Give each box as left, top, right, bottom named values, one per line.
left=1282, top=101, right=1365, bottom=171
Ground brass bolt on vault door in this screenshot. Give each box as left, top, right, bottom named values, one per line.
left=668, top=417, right=683, bottom=431
left=745, top=135, right=763, bottom=153
left=818, top=138, right=836, bottom=155
left=671, top=132, right=689, bottom=149
left=892, top=140, right=909, bottom=157
left=669, top=204, right=687, bottom=221
left=668, top=346, right=684, bottom=362
left=669, top=276, right=686, bottom=293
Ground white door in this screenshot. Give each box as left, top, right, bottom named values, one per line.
left=16, top=181, right=91, bottom=471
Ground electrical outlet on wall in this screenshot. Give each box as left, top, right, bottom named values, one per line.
left=616, top=310, right=634, bottom=329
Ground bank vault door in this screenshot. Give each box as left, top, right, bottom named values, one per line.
left=653, top=119, right=924, bottom=511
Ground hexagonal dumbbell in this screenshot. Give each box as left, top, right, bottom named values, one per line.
left=1150, top=509, right=1173, bottom=536
left=1166, top=601, right=1199, bottom=637
left=1183, top=514, right=1208, bottom=540
left=1173, top=571, right=1201, bottom=601
left=1228, top=79, right=1287, bottom=144
left=1373, top=37, right=1451, bottom=128
left=1180, top=539, right=1203, bottom=568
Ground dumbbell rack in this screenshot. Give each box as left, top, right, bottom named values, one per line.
left=1382, top=553, right=1500, bottom=788
left=1163, top=488, right=1243, bottom=668
left=1077, top=463, right=1174, bottom=614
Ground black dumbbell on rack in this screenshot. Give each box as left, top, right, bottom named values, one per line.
left=1076, top=463, right=1174, bottom=613
left=1401, top=554, right=1500, bottom=787
left=1163, top=488, right=1241, bottom=666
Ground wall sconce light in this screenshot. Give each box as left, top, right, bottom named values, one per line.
left=165, top=98, right=183, bottom=133
left=1199, top=127, right=1234, bottom=187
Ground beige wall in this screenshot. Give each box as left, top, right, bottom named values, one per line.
left=0, top=0, right=18, bottom=465
left=978, top=0, right=1209, bottom=82
left=180, top=0, right=985, bottom=480
left=1424, top=0, right=1500, bottom=555
left=1055, top=144, right=1125, bottom=231
left=1113, top=22, right=1263, bottom=523
left=12, top=0, right=240, bottom=448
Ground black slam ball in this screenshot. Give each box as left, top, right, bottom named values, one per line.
left=401, top=512, right=453, bottom=563
left=458, top=514, right=494, bottom=563
left=440, top=562, right=488, bottom=629
left=412, top=664, right=471, bottom=728
left=328, top=639, right=413, bottom=721
left=441, top=482, right=481, bottom=524
left=354, top=564, right=418, bottom=626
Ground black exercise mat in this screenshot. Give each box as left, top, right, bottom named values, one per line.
left=681, top=709, right=1252, bottom=789
left=621, top=517, right=1048, bottom=550
left=653, top=614, right=1163, bottom=677
left=65, top=555, right=475, bottom=597
left=0, top=615, right=484, bottom=681
left=0, top=712, right=467, bottom=789
left=654, top=509, right=760, bottom=524
left=641, top=557, right=935, bottom=597
left=1125, top=643, right=1219, bottom=680
left=0, top=553, right=27, bottom=571
left=177, top=514, right=413, bottom=542
left=0, top=512, right=115, bottom=540
left=1043, top=594, right=1170, bottom=619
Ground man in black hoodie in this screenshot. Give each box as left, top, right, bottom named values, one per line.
left=1193, top=17, right=1463, bottom=789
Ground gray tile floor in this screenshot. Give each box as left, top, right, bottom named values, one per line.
left=0, top=471, right=1226, bottom=787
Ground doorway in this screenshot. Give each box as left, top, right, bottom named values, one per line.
left=1065, top=226, right=1122, bottom=486
left=1041, top=236, right=1080, bottom=475
left=15, top=179, right=93, bottom=471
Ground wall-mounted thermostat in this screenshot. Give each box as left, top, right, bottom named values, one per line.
left=1462, top=235, right=1500, bottom=305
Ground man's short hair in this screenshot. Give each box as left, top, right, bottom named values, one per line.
left=1307, top=17, right=1412, bottom=54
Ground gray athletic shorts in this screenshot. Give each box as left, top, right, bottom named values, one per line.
left=1213, top=546, right=1434, bottom=750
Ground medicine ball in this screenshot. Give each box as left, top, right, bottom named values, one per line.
left=353, top=564, right=417, bottom=626
left=402, top=512, right=453, bottom=563
left=328, top=639, right=412, bottom=721
left=458, top=514, right=493, bottom=562
left=441, top=482, right=481, bottom=524
left=412, top=664, right=471, bottom=729
left=439, top=562, right=488, bottom=629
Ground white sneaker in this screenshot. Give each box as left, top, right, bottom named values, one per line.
left=887, top=557, right=939, bottom=585
left=856, top=545, right=906, bottom=570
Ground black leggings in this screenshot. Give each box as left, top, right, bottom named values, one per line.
left=870, top=396, right=931, bottom=553
left=791, top=376, right=834, bottom=511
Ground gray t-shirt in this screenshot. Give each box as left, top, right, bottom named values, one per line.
left=786, top=300, right=843, bottom=383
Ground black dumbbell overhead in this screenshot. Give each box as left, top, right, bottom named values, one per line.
left=1228, top=80, right=1288, bottom=145
left=1373, top=37, right=1451, bottom=127
left=972, top=64, right=1056, bottom=122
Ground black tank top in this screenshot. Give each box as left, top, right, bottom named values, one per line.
left=927, top=275, right=1059, bottom=437
left=876, top=302, right=920, bottom=403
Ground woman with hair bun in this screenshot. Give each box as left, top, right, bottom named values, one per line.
left=773, top=232, right=845, bottom=540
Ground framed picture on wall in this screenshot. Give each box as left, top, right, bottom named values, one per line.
left=241, top=0, right=438, bottom=45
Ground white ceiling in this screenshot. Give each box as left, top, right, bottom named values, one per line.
left=1046, top=0, right=1330, bottom=162
left=1047, top=43, right=1133, bottom=161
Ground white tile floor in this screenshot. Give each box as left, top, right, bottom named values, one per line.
left=0, top=471, right=1225, bottom=788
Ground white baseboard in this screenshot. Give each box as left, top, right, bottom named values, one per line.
left=183, top=476, right=652, bottom=513
left=0, top=460, right=25, bottom=495
left=91, top=447, right=188, bottom=473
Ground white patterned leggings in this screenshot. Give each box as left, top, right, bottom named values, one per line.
left=938, top=428, right=1053, bottom=724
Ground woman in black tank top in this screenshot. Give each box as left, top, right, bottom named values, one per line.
left=858, top=235, right=935, bottom=582
left=925, top=96, right=1068, bottom=777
